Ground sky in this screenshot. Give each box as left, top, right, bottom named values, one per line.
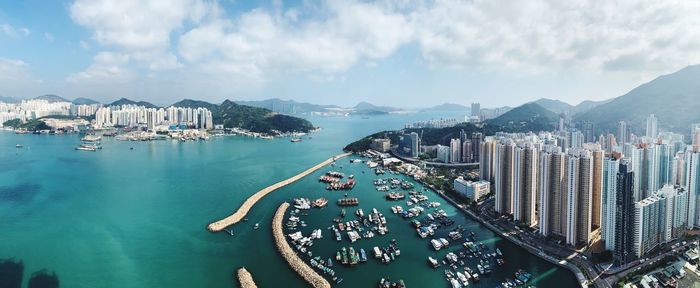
left=1, top=0, right=699, bottom=108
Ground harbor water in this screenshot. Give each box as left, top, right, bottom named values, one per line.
left=0, top=113, right=578, bottom=287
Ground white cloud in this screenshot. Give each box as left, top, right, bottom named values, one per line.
left=44, top=32, right=54, bottom=42
left=1, top=24, right=31, bottom=38
left=178, top=0, right=412, bottom=78
left=69, top=0, right=218, bottom=72
left=411, top=0, right=700, bottom=74
left=67, top=52, right=132, bottom=82
left=62, top=0, right=700, bottom=103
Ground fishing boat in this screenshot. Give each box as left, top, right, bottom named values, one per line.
left=313, top=198, right=328, bottom=208
left=290, top=138, right=302, bottom=142
left=385, top=192, right=406, bottom=201
left=360, top=248, right=367, bottom=262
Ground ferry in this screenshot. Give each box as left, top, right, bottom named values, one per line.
left=75, top=145, right=98, bottom=151
left=81, top=135, right=102, bottom=142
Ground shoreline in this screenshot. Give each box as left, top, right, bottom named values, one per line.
left=207, top=152, right=351, bottom=232
left=272, top=202, right=331, bottom=288
left=419, top=179, right=589, bottom=287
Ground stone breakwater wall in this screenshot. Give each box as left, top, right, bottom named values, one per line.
left=272, top=202, right=331, bottom=288
left=207, top=153, right=351, bottom=232
left=236, top=267, right=257, bottom=288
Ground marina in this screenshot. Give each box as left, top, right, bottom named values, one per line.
left=270, top=154, right=578, bottom=287
left=0, top=113, right=578, bottom=288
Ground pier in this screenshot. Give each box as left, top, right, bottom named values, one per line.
left=207, top=152, right=351, bottom=232
left=236, top=267, right=258, bottom=288
left=272, top=202, right=332, bottom=288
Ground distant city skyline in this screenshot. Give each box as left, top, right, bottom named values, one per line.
left=1, top=1, right=700, bottom=107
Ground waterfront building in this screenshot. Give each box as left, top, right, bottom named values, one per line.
left=494, top=139, right=516, bottom=215
left=73, top=104, right=102, bottom=117
left=603, top=156, right=620, bottom=251
left=479, top=138, right=496, bottom=184
left=93, top=105, right=213, bottom=130
left=614, top=160, right=636, bottom=266
left=618, top=121, right=628, bottom=145
left=565, top=148, right=594, bottom=246
left=646, top=114, right=658, bottom=139
left=539, top=146, right=567, bottom=238
left=453, top=177, right=490, bottom=202
left=398, top=132, right=421, bottom=158
left=0, top=99, right=71, bottom=124
left=450, top=138, right=462, bottom=163
left=371, top=138, right=391, bottom=153
left=514, top=144, right=539, bottom=227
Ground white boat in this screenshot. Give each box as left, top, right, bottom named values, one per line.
left=75, top=145, right=97, bottom=151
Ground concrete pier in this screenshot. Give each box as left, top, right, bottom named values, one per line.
left=236, top=267, right=257, bottom=288
left=272, top=202, right=331, bottom=288
left=207, top=152, right=351, bottom=232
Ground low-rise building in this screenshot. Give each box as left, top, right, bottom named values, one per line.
left=453, top=177, right=490, bottom=202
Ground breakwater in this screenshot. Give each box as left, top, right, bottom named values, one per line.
left=272, top=202, right=331, bottom=288
left=236, top=267, right=257, bottom=288
left=207, top=152, right=351, bottom=232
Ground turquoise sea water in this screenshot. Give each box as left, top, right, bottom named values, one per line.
left=0, top=113, right=578, bottom=287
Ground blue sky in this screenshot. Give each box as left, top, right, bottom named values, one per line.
left=1, top=0, right=699, bottom=107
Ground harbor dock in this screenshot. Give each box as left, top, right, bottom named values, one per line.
left=207, top=152, right=351, bottom=232
left=273, top=202, right=332, bottom=288
left=236, top=267, right=258, bottom=288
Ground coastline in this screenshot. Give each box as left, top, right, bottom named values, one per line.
left=207, top=152, right=351, bottom=232
left=418, top=179, right=589, bottom=287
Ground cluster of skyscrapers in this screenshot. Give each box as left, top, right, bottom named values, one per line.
left=93, top=105, right=214, bottom=130
left=0, top=99, right=72, bottom=125
left=481, top=115, right=699, bottom=266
